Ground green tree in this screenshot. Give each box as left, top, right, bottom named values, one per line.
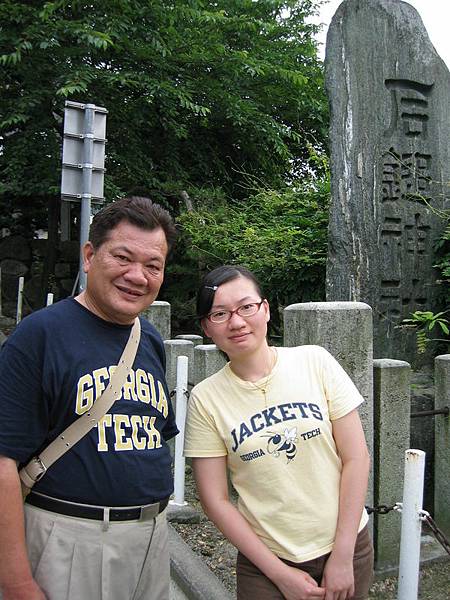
left=171, top=167, right=330, bottom=334
left=1, top=0, right=327, bottom=205
left=0, top=0, right=327, bottom=306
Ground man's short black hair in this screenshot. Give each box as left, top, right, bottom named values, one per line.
left=89, top=196, right=177, bottom=252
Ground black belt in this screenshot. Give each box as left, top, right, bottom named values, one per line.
left=26, top=492, right=169, bottom=522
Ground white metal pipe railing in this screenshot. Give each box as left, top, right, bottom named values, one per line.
left=172, top=355, right=189, bottom=506
left=397, top=448, right=426, bottom=600
left=16, top=276, right=24, bottom=324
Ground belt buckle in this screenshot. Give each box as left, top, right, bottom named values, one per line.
left=140, top=502, right=160, bottom=521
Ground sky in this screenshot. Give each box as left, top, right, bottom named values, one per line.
left=313, top=0, right=450, bottom=68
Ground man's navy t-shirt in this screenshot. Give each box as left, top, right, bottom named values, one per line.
left=0, top=298, right=178, bottom=505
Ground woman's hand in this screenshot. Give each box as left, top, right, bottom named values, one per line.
left=274, top=564, right=326, bottom=600
left=321, top=552, right=354, bottom=600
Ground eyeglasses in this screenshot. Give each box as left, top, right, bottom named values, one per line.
left=206, top=300, right=265, bottom=324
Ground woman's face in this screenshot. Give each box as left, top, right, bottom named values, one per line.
left=201, top=276, right=270, bottom=359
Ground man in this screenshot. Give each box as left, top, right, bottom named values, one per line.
left=0, top=196, right=178, bottom=600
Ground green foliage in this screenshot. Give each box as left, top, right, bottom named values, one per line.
left=170, top=170, right=330, bottom=333
left=434, top=223, right=450, bottom=294
left=402, top=311, right=449, bottom=354
left=0, top=0, right=328, bottom=237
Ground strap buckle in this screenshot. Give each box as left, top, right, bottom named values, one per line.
left=20, top=456, right=47, bottom=488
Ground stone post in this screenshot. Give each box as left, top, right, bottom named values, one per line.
left=373, top=359, right=410, bottom=569
left=325, top=0, right=449, bottom=364
left=175, top=334, right=204, bottom=346
left=283, top=302, right=374, bottom=503
left=175, top=335, right=203, bottom=384
left=193, top=345, right=227, bottom=386
left=142, top=300, right=171, bottom=340
left=164, top=340, right=195, bottom=405
left=434, top=354, right=450, bottom=535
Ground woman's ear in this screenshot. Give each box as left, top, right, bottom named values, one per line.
left=200, top=318, right=211, bottom=338
left=263, top=299, right=270, bottom=323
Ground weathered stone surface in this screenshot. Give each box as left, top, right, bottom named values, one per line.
left=193, top=344, right=227, bottom=386
left=167, top=502, right=202, bottom=524
left=373, top=359, right=410, bottom=569
left=1, top=260, right=29, bottom=302
left=59, top=240, right=80, bottom=262
left=60, top=278, right=76, bottom=293
left=283, top=301, right=374, bottom=507
left=325, top=0, right=450, bottom=362
left=141, top=300, right=171, bottom=340
left=0, top=236, right=31, bottom=262
left=54, top=262, right=71, bottom=278
left=410, top=370, right=435, bottom=512
left=175, top=334, right=204, bottom=347
left=434, top=354, right=450, bottom=536
left=31, top=238, right=48, bottom=258
left=164, top=339, right=195, bottom=399
left=24, top=275, right=46, bottom=308
left=1, top=259, right=28, bottom=278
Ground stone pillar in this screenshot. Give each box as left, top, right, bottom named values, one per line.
left=175, top=334, right=203, bottom=347
left=325, top=0, right=449, bottom=363
left=164, top=340, right=195, bottom=404
left=175, top=335, right=203, bottom=384
left=283, top=301, right=373, bottom=503
left=142, top=300, right=171, bottom=340
left=373, top=359, right=410, bottom=569
left=434, top=354, right=450, bottom=536
left=193, top=345, right=227, bottom=386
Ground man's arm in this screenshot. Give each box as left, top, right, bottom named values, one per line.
left=0, top=456, right=46, bottom=600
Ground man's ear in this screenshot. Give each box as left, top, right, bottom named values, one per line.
left=82, top=242, right=95, bottom=274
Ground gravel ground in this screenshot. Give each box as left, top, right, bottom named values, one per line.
left=171, top=466, right=450, bottom=598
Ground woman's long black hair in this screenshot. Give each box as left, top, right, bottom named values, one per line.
left=196, top=265, right=264, bottom=319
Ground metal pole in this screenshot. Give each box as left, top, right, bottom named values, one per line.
left=16, top=276, right=24, bottom=324
left=78, top=104, right=95, bottom=292
left=172, top=355, right=188, bottom=506
left=397, top=449, right=426, bottom=600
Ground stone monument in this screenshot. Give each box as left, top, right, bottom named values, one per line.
left=325, top=0, right=450, bottom=361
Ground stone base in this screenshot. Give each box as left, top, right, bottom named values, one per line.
left=167, top=502, right=204, bottom=524
left=374, top=532, right=449, bottom=579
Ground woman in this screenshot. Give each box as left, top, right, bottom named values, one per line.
left=184, top=265, right=373, bottom=600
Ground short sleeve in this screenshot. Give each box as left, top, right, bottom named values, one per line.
left=0, top=321, right=47, bottom=462
left=318, top=348, right=365, bottom=420
left=183, top=390, right=227, bottom=457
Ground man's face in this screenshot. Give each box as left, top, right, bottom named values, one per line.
left=81, top=220, right=168, bottom=324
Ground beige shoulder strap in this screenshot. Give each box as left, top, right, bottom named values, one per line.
left=19, top=317, right=141, bottom=491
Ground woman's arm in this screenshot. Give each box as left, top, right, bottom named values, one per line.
left=192, top=456, right=325, bottom=600
left=321, top=409, right=370, bottom=599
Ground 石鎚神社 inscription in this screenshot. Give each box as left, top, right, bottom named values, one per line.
left=325, top=0, right=450, bottom=363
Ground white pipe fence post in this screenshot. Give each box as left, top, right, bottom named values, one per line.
left=16, top=276, right=24, bottom=324
left=46, top=293, right=54, bottom=307
left=172, top=355, right=188, bottom=506
left=397, top=449, right=426, bottom=600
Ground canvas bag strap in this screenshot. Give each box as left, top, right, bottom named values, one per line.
left=19, top=317, right=141, bottom=490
